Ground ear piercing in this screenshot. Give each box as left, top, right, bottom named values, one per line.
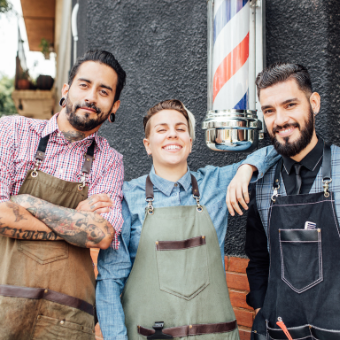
left=110, top=113, right=115, bottom=123
left=59, top=97, right=66, bottom=107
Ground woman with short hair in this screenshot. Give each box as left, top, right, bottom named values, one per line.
left=96, top=99, right=277, bottom=340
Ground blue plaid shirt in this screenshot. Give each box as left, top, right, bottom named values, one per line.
left=96, top=146, right=279, bottom=340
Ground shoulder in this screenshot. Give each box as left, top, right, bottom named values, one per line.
left=191, top=165, right=219, bottom=181
left=0, top=115, right=45, bottom=139
left=96, top=136, right=123, bottom=165
left=123, top=174, right=148, bottom=194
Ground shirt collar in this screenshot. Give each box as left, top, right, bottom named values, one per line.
left=282, top=137, right=324, bottom=174
left=149, top=166, right=192, bottom=196
left=41, top=113, right=102, bottom=150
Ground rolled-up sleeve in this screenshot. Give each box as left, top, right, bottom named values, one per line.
left=89, top=154, right=124, bottom=249
left=96, top=199, right=132, bottom=340
left=241, top=145, right=280, bottom=183
left=0, top=117, right=15, bottom=203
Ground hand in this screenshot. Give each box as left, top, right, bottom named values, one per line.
left=76, top=194, right=113, bottom=214
left=226, top=164, right=256, bottom=216
left=255, top=308, right=261, bottom=315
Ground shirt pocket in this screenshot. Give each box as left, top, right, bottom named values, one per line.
left=18, top=241, right=69, bottom=265
left=156, top=236, right=209, bottom=300
left=279, top=229, right=323, bottom=293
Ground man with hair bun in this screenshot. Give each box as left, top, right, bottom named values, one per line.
left=232, top=62, right=340, bottom=339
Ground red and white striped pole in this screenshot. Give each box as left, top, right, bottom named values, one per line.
left=210, top=0, right=250, bottom=110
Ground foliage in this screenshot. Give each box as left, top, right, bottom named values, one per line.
left=0, top=0, right=13, bottom=14
left=39, top=38, right=50, bottom=56
left=18, top=69, right=29, bottom=80
left=0, top=76, right=17, bottom=116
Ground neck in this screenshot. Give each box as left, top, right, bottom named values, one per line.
left=57, top=109, right=100, bottom=143
left=290, top=132, right=318, bottom=162
left=153, top=162, right=188, bottom=182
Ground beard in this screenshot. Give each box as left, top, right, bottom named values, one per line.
left=269, top=106, right=314, bottom=158
left=64, top=95, right=110, bottom=131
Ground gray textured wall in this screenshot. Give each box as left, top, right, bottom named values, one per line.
left=77, top=0, right=340, bottom=256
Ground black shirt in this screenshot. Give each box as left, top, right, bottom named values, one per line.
left=245, top=138, right=324, bottom=310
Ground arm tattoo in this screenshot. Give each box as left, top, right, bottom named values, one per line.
left=62, top=130, right=85, bottom=142
left=20, top=196, right=113, bottom=248
left=8, top=202, right=27, bottom=222
left=0, top=224, right=60, bottom=241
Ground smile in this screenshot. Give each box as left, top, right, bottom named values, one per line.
left=276, top=127, right=296, bottom=137
left=163, top=145, right=182, bottom=151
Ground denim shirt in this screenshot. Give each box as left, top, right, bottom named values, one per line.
left=96, top=146, right=279, bottom=340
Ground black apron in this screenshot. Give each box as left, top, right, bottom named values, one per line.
left=253, top=144, right=340, bottom=340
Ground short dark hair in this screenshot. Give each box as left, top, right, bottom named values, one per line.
left=255, top=62, right=313, bottom=98
left=68, top=50, right=126, bottom=103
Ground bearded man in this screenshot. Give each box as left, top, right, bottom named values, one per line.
left=243, top=63, right=340, bottom=339
left=0, top=50, right=125, bottom=339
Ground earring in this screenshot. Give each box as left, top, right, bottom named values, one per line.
left=147, top=153, right=152, bottom=158
left=110, top=113, right=115, bottom=123
left=59, top=97, right=66, bottom=107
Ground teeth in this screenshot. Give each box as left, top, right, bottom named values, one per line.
left=279, top=128, right=293, bottom=134
left=164, top=145, right=181, bottom=150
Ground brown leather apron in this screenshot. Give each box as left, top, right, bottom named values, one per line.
left=0, top=135, right=97, bottom=340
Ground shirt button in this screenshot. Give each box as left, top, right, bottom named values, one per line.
left=60, top=320, right=65, bottom=325
left=68, top=144, right=72, bottom=149
left=174, top=183, right=178, bottom=187
left=59, top=169, right=63, bottom=173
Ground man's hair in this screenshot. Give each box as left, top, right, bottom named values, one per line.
left=143, top=99, right=196, bottom=141
left=255, top=62, right=313, bottom=98
left=68, top=50, right=126, bottom=103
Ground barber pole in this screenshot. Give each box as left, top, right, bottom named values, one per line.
left=212, top=0, right=250, bottom=110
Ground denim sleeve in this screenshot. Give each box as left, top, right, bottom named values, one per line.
left=96, top=200, right=132, bottom=340
left=241, top=145, right=280, bottom=182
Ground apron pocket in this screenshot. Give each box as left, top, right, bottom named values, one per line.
left=31, top=315, right=95, bottom=340
left=156, top=236, right=209, bottom=300
left=18, top=240, right=69, bottom=265
left=279, top=229, right=322, bottom=293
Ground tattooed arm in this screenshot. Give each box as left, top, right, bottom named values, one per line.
left=11, top=194, right=114, bottom=249
left=0, top=201, right=62, bottom=241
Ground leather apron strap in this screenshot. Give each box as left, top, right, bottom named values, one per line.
left=145, top=174, right=202, bottom=214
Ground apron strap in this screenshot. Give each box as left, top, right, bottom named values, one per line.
left=272, top=140, right=332, bottom=198
left=145, top=174, right=202, bottom=213
left=322, top=143, right=332, bottom=197
left=81, top=140, right=96, bottom=175
left=35, top=135, right=50, bottom=161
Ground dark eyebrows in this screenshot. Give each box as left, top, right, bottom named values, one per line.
left=261, top=98, right=300, bottom=111
left=78, top=77, right=91, bottom=84
left=77, top=78, right=113, bottom=92
left=281, top=98, right=300, bottom=105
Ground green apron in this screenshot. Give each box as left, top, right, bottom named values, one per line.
left=122, top=175, right=239, bottom=340
left=0, top=134, right=96, bottom=340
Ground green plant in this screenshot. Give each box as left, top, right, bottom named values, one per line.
left=18, top=69, right=29, bottom=80
left=39, top=38, right=50, bottom=56
left=0, top=75, right=17, bottom=116
left=0, top=0, right=13, bottom=14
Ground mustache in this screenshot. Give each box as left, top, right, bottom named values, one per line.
left=272, top=122, right=300, bottom=134
left=74, top=101, right=101, bottom=114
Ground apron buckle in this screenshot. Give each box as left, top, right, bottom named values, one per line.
left=147, top=322, right=173, bottom=340
left=271, top=184, right=280, bottom=202
left=322, top=178, right=332, bottom=197
left=146, top=198, right=154, bottom=215
left=193, top=194, right=203, bottom=212
left=31, top=159, right=42, bottom=178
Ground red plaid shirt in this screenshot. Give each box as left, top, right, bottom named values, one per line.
left=0, top=114, right=124, bottom=249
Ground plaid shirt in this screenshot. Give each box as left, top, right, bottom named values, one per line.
left=0, top=114, right=124, bottom=249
